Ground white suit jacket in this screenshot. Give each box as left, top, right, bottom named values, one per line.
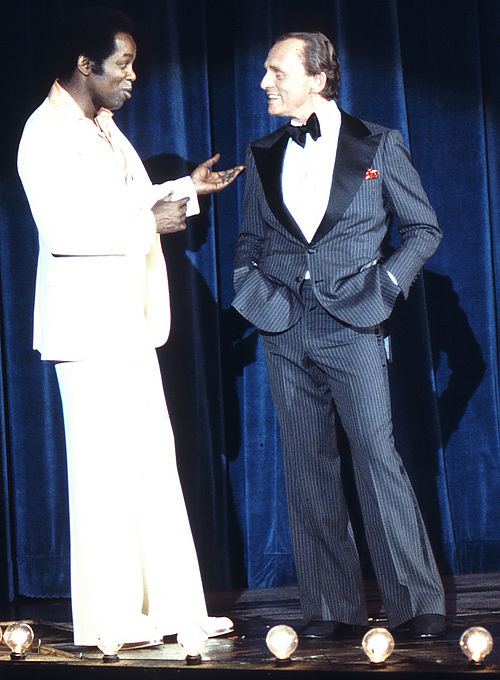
left=18, top=83, right=198, bottom=361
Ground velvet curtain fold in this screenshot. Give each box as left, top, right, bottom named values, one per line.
left=0, top=0, right=498, bottom=602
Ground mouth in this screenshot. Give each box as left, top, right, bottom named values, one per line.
left=122, top=89, right=132, bottom=99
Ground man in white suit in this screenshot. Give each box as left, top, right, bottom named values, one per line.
left=17, top=7, right=243, bottom=647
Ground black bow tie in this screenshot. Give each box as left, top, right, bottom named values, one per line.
left=285, top=113, right=321, bottom=147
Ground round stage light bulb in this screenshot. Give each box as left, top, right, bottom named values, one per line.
left=460, top=626, right=493, bottom=664
left=362, top=627, right=395, bottom=664
left=177, top=625, right=208, bottom=662
left=265, top=625, right=299, bottom=662
left=3, top=623, right=34, bottom=659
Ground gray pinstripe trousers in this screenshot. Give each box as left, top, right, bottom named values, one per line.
left=261, top=282, right=445, bottom=627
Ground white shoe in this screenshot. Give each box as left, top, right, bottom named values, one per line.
left=199, top=616, right=234, bottom=638
left=103, top=614, right=163, bottom=649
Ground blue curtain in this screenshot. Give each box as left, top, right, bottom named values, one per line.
left=0, top=0, right=498, bottom=601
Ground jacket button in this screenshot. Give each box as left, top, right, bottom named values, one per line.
left=307, top=248, right=316, bottom=254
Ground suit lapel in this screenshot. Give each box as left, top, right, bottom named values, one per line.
left=251, top=129, right=307, bottom=244
left=250, top=110, right=382, bottom=245
left=311, top=110, right=382, bottom=245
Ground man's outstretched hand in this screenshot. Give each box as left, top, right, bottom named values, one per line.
left=191, top=153, right=245, bottom=195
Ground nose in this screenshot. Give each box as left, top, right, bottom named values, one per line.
left=260, top=70, right=271, bottom=90
left=128, top=65, right=136, bottom=82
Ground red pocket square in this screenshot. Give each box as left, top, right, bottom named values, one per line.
left=364, top=168, right=379, bottom=180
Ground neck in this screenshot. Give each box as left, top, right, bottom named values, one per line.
left=290, top=96, right=331, bottom=125
left=59, top=76, right=98, bottom=120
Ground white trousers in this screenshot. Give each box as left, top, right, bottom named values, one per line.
left=55, top=342, right=207, bottom=646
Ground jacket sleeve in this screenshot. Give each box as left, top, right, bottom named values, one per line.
left=18, top=113, right=194, bottom=257
left=232, top=147, right=298, bottom=331
left=234, top=148, right=266, bottom=271
left=233, top=148, right=286, bottom=302
left=380, top=129, right=442, bottom=298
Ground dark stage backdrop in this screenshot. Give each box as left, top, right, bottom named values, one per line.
left=0, top=0, right=498, bottom=602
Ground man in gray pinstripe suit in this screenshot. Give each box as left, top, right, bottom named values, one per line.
left=232, top=31, right=446, bottom=639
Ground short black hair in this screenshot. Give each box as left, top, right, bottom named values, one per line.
left=53, top=6, right=135, bottom=81
left=275, top=31, right=341, bottom=100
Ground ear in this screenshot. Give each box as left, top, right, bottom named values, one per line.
left=311, top=72, right=327, bottom=95
left=77, top=55, right=95, bottom=77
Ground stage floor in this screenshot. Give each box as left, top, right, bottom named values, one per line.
left=1, top=572, right=500, bottom=678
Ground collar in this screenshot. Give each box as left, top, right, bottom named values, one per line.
left=310, top=99, right=341, bottom=140
left=48, top=80, right=114, bottom=133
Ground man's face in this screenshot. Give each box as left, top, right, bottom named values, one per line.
left=88, top=32, right=137, bottom=111
left=260, top=38, right=318, bottom=122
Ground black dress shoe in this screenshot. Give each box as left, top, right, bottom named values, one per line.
left=299, top=620, right=368, bottom=640
left=394, top=614, right=446, bottom=639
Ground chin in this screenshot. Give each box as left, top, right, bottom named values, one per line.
left=268, top=104, right=284, bottom=117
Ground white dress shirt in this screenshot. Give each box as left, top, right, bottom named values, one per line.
left=282, top=99, right=341, bottom=243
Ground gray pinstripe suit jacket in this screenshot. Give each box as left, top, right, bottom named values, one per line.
left=233, top=110, right=442, bottom=331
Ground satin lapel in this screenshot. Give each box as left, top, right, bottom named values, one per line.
left=311, top=111, right=382, bottom=245
left=251, top=131, right=307, bottom=244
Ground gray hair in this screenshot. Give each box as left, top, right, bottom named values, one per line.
left=275, top=31, right=340, bottom=100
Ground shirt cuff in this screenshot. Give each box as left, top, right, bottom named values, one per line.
left=386, top=269, right=399, bottom=287
left=150, top=176, right=200, bottom=217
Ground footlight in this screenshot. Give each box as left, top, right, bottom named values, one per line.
left=362, top=627, right=395, bottom=665
left=97, top=635, right=123, bottom=663
left=265, top=625, right=299, bottom=665
left=3, top=622, right=34, bottom=660
left=460, top=626, right=493, bottom=666
left=177, top=625, right=208, bottom=665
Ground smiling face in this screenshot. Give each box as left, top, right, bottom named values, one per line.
left=260, top=38, right=323, bottom=123
left=87, top=32, right=137, bottom=112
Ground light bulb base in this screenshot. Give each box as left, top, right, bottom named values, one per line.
left=102, top=654, right=120, bottom=664
left=369, top=660, right=387, bottom=667
left=10, top=652, right=27, bottom=662
left=469, top=659, right=485, bottom=668
left=274, top=657, right=292, bottom=666
left=186, top=654, right=202, bottom=665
